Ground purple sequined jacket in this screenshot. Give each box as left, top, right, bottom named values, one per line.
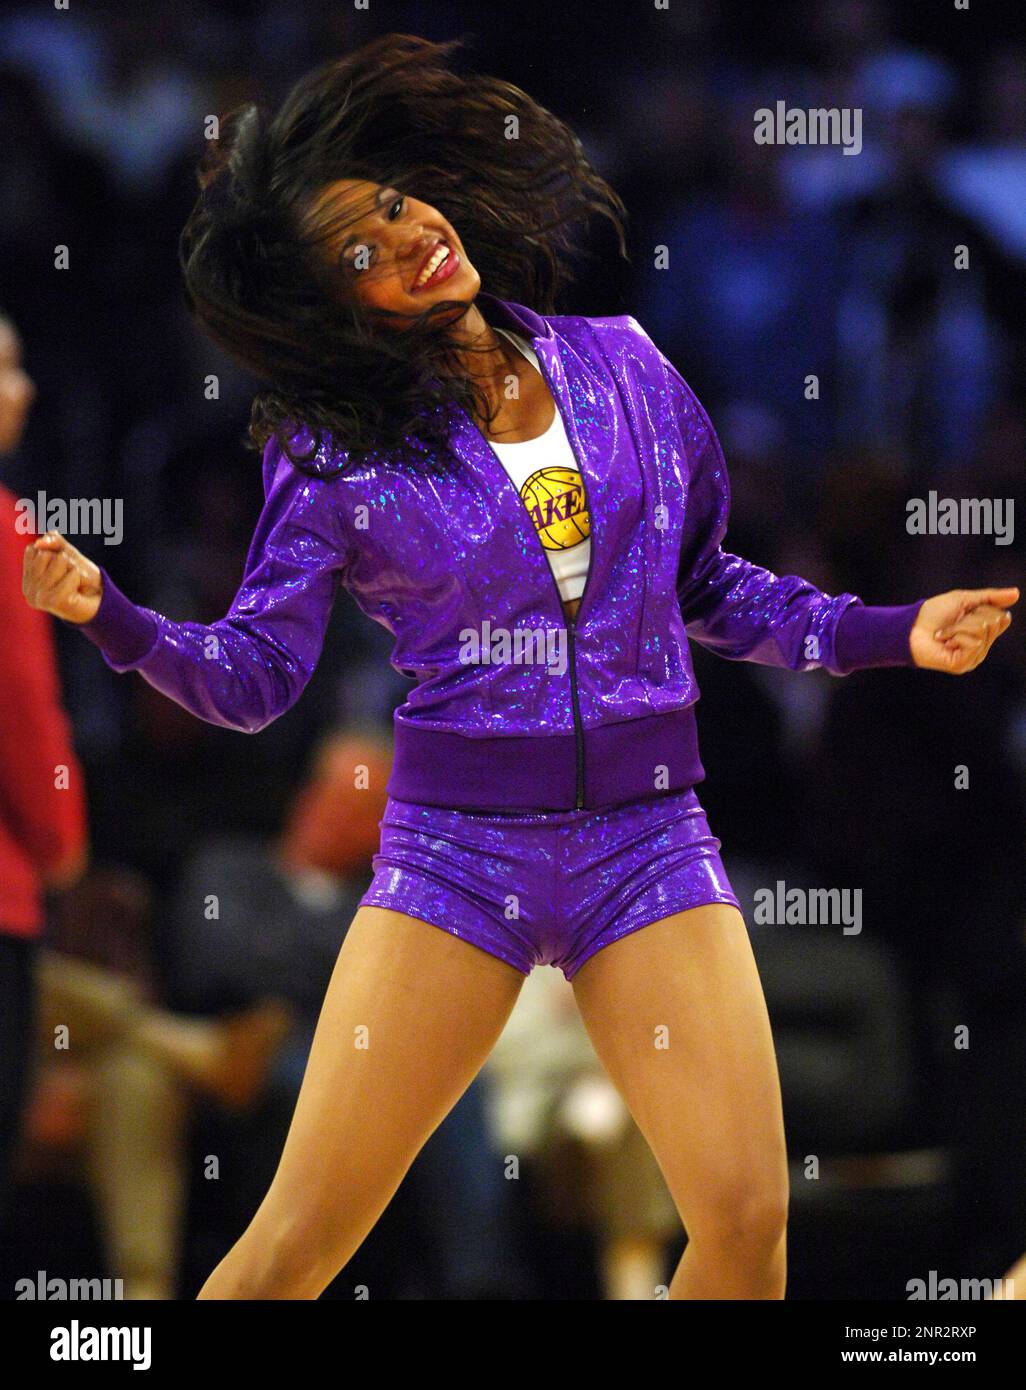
left=80, top=291, right=925, bottom=812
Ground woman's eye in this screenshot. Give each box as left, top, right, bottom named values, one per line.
left=343, top=198, right=403, bottom=270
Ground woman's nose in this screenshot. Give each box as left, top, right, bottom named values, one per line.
left=399, top=232, right=434, bottom=273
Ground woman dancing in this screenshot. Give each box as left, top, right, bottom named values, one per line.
left=22, top=35, right=1017, bottom=1299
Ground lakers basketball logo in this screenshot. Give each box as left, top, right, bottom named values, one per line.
left=519, top=467, right=590, bottom=551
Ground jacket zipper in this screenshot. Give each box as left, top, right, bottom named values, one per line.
left=567, top=617, right=584, bottom=808
left=473, top=331, right=595, bottom=810
left=532, top=345, right=595, bottom=811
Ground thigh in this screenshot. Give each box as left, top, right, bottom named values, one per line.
left=570, top=903, right=787, bottom=1230
left=252, top=906, right=525, bottom=1254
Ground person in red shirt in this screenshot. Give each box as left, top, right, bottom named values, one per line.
left=0, top=313, right=88, bottom=1216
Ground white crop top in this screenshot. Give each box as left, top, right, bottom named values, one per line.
left=487, top=327, right=592, bottom=606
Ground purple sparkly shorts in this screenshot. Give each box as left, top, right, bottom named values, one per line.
left=358, top=785, right=742, bottom=981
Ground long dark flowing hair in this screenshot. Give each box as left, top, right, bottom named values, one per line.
left=178, top=33, right=629, bottom=476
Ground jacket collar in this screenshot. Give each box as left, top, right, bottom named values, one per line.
left=473, top=291, right=555, bottom=345
left=452, top=290, right=597, bottom=627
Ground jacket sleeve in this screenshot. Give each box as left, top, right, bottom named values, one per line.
left=664, top=357, right=925, bottom=676
left=77, top=439, right=349, bottom=731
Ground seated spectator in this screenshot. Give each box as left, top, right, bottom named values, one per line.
left=18, top=864, right=293, bottom=1302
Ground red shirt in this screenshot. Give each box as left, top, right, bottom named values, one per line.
left=0, top=484, right=87, bottom=937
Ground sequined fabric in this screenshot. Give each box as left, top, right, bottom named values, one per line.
left=359, top=784, right=742, bottom=980
left=81, top=291, right=925, bottom=812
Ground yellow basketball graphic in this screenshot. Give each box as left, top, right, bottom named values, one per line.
left=520, top=467, right=591, bottom=551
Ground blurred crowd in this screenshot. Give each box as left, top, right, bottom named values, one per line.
left=1, top=0, right=1025, bottom=1299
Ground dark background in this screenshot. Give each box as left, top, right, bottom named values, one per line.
left=2, top=0, right=1025, bottom=1299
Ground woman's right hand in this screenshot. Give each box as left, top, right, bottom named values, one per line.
left=23, top=531, right=102, bottom=624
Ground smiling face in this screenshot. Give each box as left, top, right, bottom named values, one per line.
left=304, top=178, right=480, bottom=321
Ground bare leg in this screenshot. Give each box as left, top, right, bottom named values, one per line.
left=571, top=904, right=789, bottom=1299
left=197, top=907, right=526, bottom=1299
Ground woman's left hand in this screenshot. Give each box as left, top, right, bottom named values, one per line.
left=910, top=587, right=1019, bottom=673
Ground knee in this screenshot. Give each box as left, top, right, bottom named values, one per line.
left=692, top=1176, right=789, bottom=1256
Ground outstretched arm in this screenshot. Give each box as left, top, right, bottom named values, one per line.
left=664, top=354, right=1017, bottom=675
left=22, top=444, right=349, bottom=732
